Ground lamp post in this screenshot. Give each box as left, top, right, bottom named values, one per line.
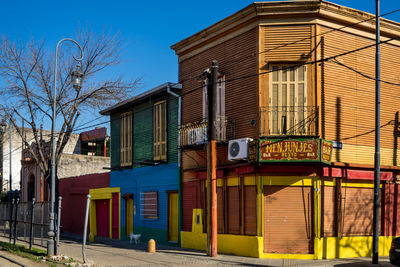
left=48, top=39, right=83, bottom=256
left=0, top=122, right=6, bottom=194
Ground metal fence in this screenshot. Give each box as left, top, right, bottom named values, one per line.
left=0, top=200, right=50, bottom=247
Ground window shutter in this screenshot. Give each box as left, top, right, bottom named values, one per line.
left=120, top=112, right=132, bottom=166
left=154, top=101, right=167, bottom=161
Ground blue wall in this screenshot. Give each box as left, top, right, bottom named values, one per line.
left=110, top=163, right=178, bottom=244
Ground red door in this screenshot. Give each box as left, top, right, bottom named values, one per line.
left=112, top=193, right=119, bottom=239
left=96, top=199, right=110, bottom=238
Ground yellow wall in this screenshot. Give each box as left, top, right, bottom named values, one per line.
left=315, top=236, right=393, bottom=259
left=180, top=208, right=263, bottom=258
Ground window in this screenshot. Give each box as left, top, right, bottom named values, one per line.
left=141, top=191, right=158, bottom=219
left=269, top=65, right=307, bottom=135
left=120, top=112, right=132, bottom=166
left=154, top=101, right=167, bottom=161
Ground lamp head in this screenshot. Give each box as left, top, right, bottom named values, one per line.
left=71, top=64, right=84, bottom=90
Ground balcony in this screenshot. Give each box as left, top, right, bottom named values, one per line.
left=179, top=116, right=235, bottom=147
left=260, top=106, right=318, bottom=137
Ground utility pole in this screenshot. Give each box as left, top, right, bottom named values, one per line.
left=372, top=0, right=381, bottom=264
left=206, top=60, right=218, bottom=257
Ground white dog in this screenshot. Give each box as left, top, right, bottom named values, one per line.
left=129, top=233, right=141, bottom=244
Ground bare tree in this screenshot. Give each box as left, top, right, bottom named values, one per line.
left=0, top=29, right=140, bottom=186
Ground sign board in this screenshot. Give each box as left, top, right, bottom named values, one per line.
left=259, top=138, right=333, bottom=163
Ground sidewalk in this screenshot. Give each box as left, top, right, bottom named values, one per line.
left=0, top=234, right=395, bottom=267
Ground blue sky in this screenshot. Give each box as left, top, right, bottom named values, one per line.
left=0, top=0, right=399, bottom=131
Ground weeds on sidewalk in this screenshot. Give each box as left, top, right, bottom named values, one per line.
left=0, top=240, right=78, bottom=266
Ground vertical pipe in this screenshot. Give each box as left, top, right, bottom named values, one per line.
left=29, top=198, right=35, bottom=250
left=56, top=196, right=62, bottom=247
left=82, top=194, right=90, bottom=263
left=9, top=198, right=14, bottom=243
left=13, top=198, right=19, bottom=245
left=9, top=122, right=12, bottom=199
left=321, top=37, right=325, bottom=139
left=372, top=0, right=381, bottom=264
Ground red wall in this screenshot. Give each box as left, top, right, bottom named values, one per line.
left=59, top=172, right=110, bottom=234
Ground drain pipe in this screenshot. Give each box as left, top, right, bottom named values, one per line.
left=166, top=83, right=182, bottom=243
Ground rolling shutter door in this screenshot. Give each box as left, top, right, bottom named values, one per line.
left=323, top=186, right=336, bottom=237
left=217, top=187, right=224, bottom=233
left=228, top=187, right=240, bottom=234
left=182, top=182, right=200, bottom=232
left=244, top=186, right=257, bottom=235
left=341, top=187, right=373, bottom=236
left=264, top=185, right=313, bottom=254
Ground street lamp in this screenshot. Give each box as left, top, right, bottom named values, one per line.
left=48, top=39, right=83, bottom=256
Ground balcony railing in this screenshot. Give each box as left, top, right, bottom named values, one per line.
left=260, top=106, right=318, bottom=137
left=179, top=116, right=235, bottom=147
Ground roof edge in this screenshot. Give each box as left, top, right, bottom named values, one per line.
left=99, top=82, right=182, bottom=115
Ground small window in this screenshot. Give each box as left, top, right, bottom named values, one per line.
left=141, top=191, right=158, bottom=219
left=120, top=112, right=132, bottom=166
left=153, top=101, right=167, bottom=161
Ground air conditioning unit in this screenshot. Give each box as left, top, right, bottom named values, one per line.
left=228, top=138, right=253, bottom=161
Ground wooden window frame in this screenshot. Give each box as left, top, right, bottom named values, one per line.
left=153, top=100, right=167, bottom=161
left=268, top=64, right=307, bottom=135
left=141, top=191, right=158, bottom=219
left=120, top=112, right=132, bottom=166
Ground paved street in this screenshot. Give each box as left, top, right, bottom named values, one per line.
left=0, top=235, right=396, bottom=267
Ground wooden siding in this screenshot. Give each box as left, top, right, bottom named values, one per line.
left=179, top=28, right=259, bottom=140
left=181, top=146, right=229, bottom=171
left=321, top=25, right=400, bottom=166
left=264, top=185, right=313, bottom=254
left=263, top=25, right=312, bottom=62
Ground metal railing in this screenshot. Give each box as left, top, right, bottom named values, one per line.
left=260, top=106, right=318, bottom=137
left=179, top=116, right=236, bottom=147
left=0, top=200, right=51, bottom=247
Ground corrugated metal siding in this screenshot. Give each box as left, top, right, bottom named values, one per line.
left=227, top=186, right=240, bottom=234
left=167, top=96, right=178, bottom=163
left=179, top=28, right=259, bottom=140
left=244, top=186, right=257, bottom=235
left=321, top=25, right=400, bottom=151
left=110, top=113, right=121, bottom=168
left=263, top=25, right=312, bottom=62
left=264, top=186, right=313, bottom=254
left=133, top=104, right=153, bottom=164
left=341, top=186, right=373, bottom=236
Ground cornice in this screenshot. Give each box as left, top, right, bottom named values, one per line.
left=170, top=0, right=400, bottom=57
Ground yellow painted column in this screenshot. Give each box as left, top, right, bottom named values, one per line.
left=313, top=176, right=322, bottom=259
left=256, top=173, right=264, bottom=256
